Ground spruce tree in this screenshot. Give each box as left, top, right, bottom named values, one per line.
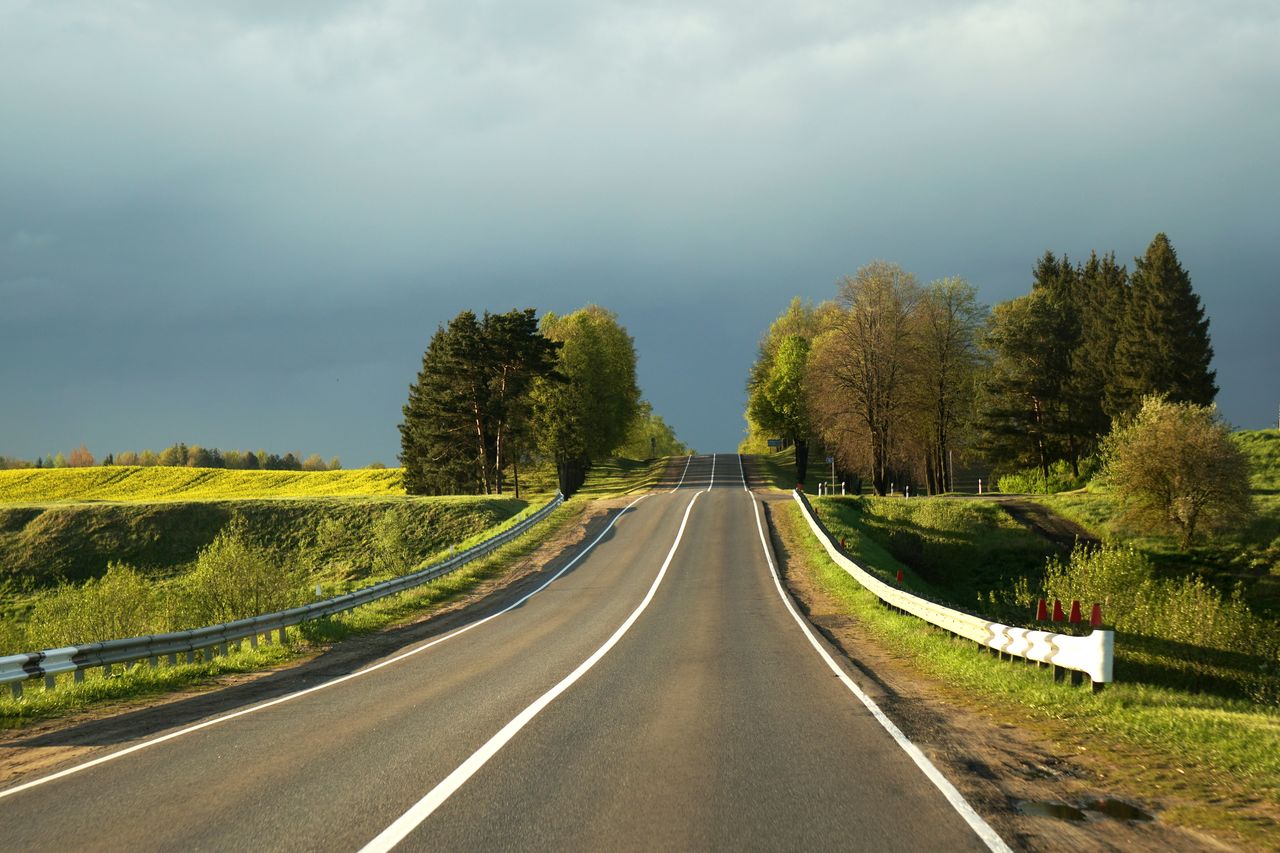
left=1108, top=233, right=1216, bottom=418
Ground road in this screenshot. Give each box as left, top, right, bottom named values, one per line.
left=0, top=455, right=1005, bottom=851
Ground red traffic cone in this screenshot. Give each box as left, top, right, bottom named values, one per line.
left=1052, top=600, right=1065, bottom=622
left=1069, top=601, right=1082, bottom=624
left=896, top=569, right=904, bottom=585
left=1090, top=603, right=1103, bottom=628
left=1035, top=599, right=1049, bottom=621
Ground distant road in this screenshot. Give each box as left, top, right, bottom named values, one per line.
left=0, top=455, right=1003, bottom=851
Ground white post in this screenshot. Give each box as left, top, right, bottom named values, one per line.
left=978, top=478, right=983, bottom=495
left=905, top=485, right=911, bottom=499
left=841, top=481, right=846, bottom=496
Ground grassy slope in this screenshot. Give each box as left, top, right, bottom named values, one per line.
left=0, top=496, right=528, bottom=590
left=776, top=501, right=1280, bottom=847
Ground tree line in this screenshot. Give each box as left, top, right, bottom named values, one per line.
left=0, top=444, right=346, bottom=472
left=400, top=304, right=684, bottom=497
left=744, top=232, right=1218, bottom=496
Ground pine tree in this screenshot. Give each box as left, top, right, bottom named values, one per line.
left=1109, top=233, right=1216, bottom=417
left=400, top=309, right=559, bottom=495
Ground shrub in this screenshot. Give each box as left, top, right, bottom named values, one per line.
left=24, top=562, right=163, bottom=648
left=996, top=459, right=1093, bottom=494
left=1103, top=396, right=1254, bottom=548
left=1041, top=543, right=1271, bottom=656
left=179, top=518, right=304, bottom=625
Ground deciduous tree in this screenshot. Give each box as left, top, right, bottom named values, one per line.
left=1103, top=396, right=1252, bottom=548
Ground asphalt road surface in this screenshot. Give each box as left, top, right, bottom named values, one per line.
left=0, top=455, right=1005, bottom=851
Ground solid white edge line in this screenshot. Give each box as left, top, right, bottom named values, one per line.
left=670, top=454, right=693, bottom=491
left=748, top=495, right=1013, bottom=853
left=0, top=494, right=653, bottom=802
left=737, top=453, right=748, bottom=492
left=359, top=489, right=706, bottom=853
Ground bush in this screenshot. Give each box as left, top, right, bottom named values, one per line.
left=1040, top=543, right=1272, bottom=655
left=996, top=458, right=1093, bottom=494
left=1103, top=396, right=1254, bottom=548
left=179, top=518, right=305, bottom=625
left=24, top=562, right=163, bottom=649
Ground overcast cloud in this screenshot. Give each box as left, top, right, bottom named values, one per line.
left=2, top=1, right=1277, bottom=462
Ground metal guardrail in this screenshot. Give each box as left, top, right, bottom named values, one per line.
left=793, top=490, right=1113, bottom=689
left=2, top=493, right=564, bottom=698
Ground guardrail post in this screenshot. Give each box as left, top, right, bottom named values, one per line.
left=44, top=674, right=56, bottom=691
left=185, top=650, right=195, bottom=664
left=277, top=627, right=287, bottom=644
left=220, top=641, right=229, bottom=656
left=168, top=652, right=177, bottom=666
left=149, top=655, right=158, bottom=668
left=10, top=681, right=22, bottom=699
left=1053, top=665, right=1065, bottom=683
left=248, top=633, right=258, bottom=649
left=74, top=668, right=84, bottom=684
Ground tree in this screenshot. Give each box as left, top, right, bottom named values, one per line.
left=913, top=277, right=985, bottom=493
left=187, top=445, right=214, bottom=468
left=618, top=400, right=690, bottom=459
left=742, top=298, right=824, bottom=456
left=809, top=261, right=923, bottom=495
left=978, top=290, right=1071, bottom=480
left=67, top=444, right=95, bottom=467
left=747, top=334, right=814, bottom=483
left=1109, top=233, right=1216, bottom=418
left=1103, top=396, right=1252, bottom=549
left=400, top=309, right=559, bottom=495
left=158, top=443, right=189, bottom=467
left=531, top=305, right=641, bottom=495
left=302, top=453, right=327, bottom=471
left=1072, top=251, right=1129, bottom=445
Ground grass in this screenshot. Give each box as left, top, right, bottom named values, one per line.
left=0, top=495, right=527, bottom=590
left=0, top=466, right=411, bottom=503
left=0, top=455, right=666, bottom=726
left=775, top=501, right=1280, bottom=848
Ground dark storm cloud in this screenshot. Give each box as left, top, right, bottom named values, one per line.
left=2, top=1, right=1277, bottom=462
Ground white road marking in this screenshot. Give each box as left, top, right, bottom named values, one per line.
left=748, top=495, right=1013, bottom=853
left=670, top=454, right=693, bottom=491
left=360, top=488, right=707, bottom=853
left=737, top=452, right=749, bottom=491
left=0, top=494, right=652, bottom=802
left=709, top=452, right=716, bottom=487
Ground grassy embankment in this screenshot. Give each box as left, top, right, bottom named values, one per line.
left=755, top=444, right=1280, bottom=845
left=0, top=457, right=666, bottom=726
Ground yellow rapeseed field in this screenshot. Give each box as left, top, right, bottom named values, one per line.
left=0, top=466, right=407, bottom=503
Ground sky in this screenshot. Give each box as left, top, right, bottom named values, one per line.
left=2, top=1, right=1278, bottom=464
